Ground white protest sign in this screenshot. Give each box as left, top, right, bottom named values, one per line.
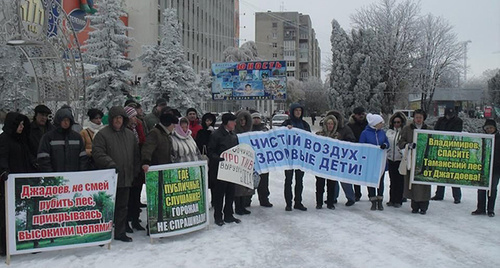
left=217, top=144, right=255, bottom=188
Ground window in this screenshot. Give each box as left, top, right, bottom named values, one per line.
left=286, top=61, right=295, bottom=67
left=272, top=32, right=277, bottom=39
left=272, top=53, right=278, bottom=58
left=272, top=43, right=277, bottom=48
left=284, top=50, right=295, bottom=57
left=287, top=71, right=295, bottom=77
left=272, top=22, right=278, bottom=28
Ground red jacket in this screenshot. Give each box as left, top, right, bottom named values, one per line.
left=189, top=119, right=203, bottom=139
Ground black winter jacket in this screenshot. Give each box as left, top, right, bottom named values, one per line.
left=434, top=116, right=463, bottom=132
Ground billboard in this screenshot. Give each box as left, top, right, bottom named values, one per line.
left=211, top=61, right=287, bottom=100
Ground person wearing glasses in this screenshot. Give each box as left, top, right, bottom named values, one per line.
left=386, top=112, right=407, bottom=208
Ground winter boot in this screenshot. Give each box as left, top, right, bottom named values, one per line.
left=377, top=196, right=384, bottom=211
left=370, top=197, right=377, bottom=211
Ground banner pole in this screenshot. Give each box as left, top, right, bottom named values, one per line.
left=5, top=180, right=11, bottom=265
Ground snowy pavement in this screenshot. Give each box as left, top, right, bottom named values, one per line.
left=3, top=118, right=500, bottom=268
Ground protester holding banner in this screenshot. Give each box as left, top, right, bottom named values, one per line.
left=472, top=119, right=500, bottom=217
left=251, top=112, right=273, bottom=208
left=348, top=106, right=368, bottom=201
left=359, top=113, right=389, bottom=211
left=282, top=103, right=311, bottom=211
left=386, top=112, right=407, bottom=208
left=398, top=109, right=431, bottom=214
left=431, top=108, right=464, bottom=204
left=208, top=113, right=240, bottom=226
left=315, top=115, right=339, bottom=210
left=141, top=109, right=178, bottom=172
left=144, top=98, right=168, bottom=133
left=92, top=106, right=141, bottom=242
left=171, top=117, right=202, bottom=163
left=0, top=112, right=36, bottom=255
left=326, top=110, right=356, bottom=206
left=233, top=110, right=255, bottom=215
left=37, top=107, right=88, bottom=172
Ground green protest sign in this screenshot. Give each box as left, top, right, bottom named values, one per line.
left=145, top=161, right=208, bottom=239
left=411, top=129, right=494, bottom=190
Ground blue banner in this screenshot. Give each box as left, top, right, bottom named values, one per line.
left=237, top=128, right=387, bottom=187
left=211, top=61, right=287, bottom=100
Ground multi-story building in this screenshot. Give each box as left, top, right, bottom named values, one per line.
left=124, top=0, right=238, bottom=75
left=255, top=11, right=321, bottom=81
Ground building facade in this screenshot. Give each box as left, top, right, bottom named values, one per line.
left=255, top=11, right=321, bottom=81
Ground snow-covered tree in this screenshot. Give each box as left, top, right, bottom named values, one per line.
left=413, top=14, right=463, bottom=112
left=488, top=71, right=500, bottom=106
left=0, top=45, right=32, bottom=113
left=82, top=0, right=132, bottom=111
left=302, top=79, right=329, bottom=115
left=351, top=0, right=420, bottom=114
left=222, top=41, right=262, bottom=62
left=140, top=8, right=203, bottom=114
left=328, top=19, right=352, bottom=115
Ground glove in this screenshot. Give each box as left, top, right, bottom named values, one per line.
left=218, top=158, right=225, bottom=162
left=114, top=168, right=119, bottom=174
left=1, top=171, right=8, bottom=181
left=380, top=144, right=387, bottom=149
left=410, top=143, right=417, bottom=149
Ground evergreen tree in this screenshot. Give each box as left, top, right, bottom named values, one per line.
left=328, top=19, right=352, bottom=116
left=0, top=45, right=32, bottom=113
left=140, top=8, right=202, bottom=114
left=488, top=71, right=500, bottom=105
left=82, top=0, right=132, bottom=111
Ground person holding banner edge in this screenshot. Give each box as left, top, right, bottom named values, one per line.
left=359, top=113, right=389, bottom=211
left=208, top=113, right=240, bottom=226
left=282, top=103, right=311, bottom=212
left=398, top=109, right=431, bottom=214
left=472, top=119, right=500, bottom=217
left=431, top=107, right=463, bottom=204
left=315, top=115, right=339, bottom=210
left=251, top=112, right=273, bottom=208
left=347, top=107, right=368, bottom=202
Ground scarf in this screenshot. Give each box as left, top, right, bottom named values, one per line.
left=88, top=121, right=105, bottom=137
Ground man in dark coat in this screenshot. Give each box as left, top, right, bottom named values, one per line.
left=431, top=107, right=463, bottom=203
left=92, top=106, right=141, bottom=242
left=37, top=107, right=87, bottom=172
left=282, top=103, right=311, bottom=211
left=141, top=110, right=178, bottom=172
left=144, top=98, right=168, bottom=133
left=208, top=113, right=240, bottom=226
left=29, top=104, right=55, bottom=161
left=347, top=106, right=368, bottom=201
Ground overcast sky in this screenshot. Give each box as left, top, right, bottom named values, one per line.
left=239, top=0, right=500, bottom=81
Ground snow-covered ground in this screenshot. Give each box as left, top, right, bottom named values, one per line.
left=3, top=118, right=500, bottom=268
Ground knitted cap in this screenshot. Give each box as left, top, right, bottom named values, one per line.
left=251, top=112, right=262, bottom=119
left=124, top=106, right=137, bottom=118
left=366, top=113, right=384, bottom=127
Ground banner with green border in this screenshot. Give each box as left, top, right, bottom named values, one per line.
left=6, top=169, right=117, bottom=256
left=411, top=129, right=494, bottom=190
left=145, top=161, right=208, bottom=239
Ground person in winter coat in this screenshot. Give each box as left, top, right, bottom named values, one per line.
left=0, top=112, right=36, bottom=256
left=195, top=112, right=216, bottom=155
left=144, top=98, right=168, bottom=133
left=80, top=108, right=105, bottom=157
left=282, top=103, right=311, bottom=211
left=60, top=104, right=83, bottom=133
left=29, top=104, right=54, bottom=161
left=141, top=109, right=178, bottom=172
left=471, top=119, right=500, bottom=217
left=398, top=109, right=431, bottom=214
left=251, top=112, right=273, bottom=208
left=347, top=106, right=368, bottom=201
left=386, top=112, right=407, bottom=208
left=186, top=108, right=203, bottom=139
left=315, top=115, right=338, bottom=210
left=92, top=106, right=141, bottom=242
left=208, top=113, right=240, bottom=226
left=233, top=110, right=254, bottom=215
left=37, top=107, right=87, bottom=172
left=171, top=117, right=202, bottom=163
left=123, top=106, right=147, bottom=232
left=359, top=113, right=389, bottom=211
left=432, top=107, right=463, bottom=203
left=326, top=110, right=356, bottom=206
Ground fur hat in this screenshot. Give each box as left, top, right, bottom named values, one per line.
left=87, top=108, right=103, bottom=120
left=160, top=113, right=178, bottom=127
left=353, top=107, right=365, bottom=115
left=366, top=113, right=384, bottom=127
left=222, top=113, right=237, bottom=125
left=34, top=104, right=52, bottom=115
left=483, top=119, right=497, bottom=131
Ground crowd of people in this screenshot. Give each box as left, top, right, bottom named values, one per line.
left=0, top=99, right=499, bottom=253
